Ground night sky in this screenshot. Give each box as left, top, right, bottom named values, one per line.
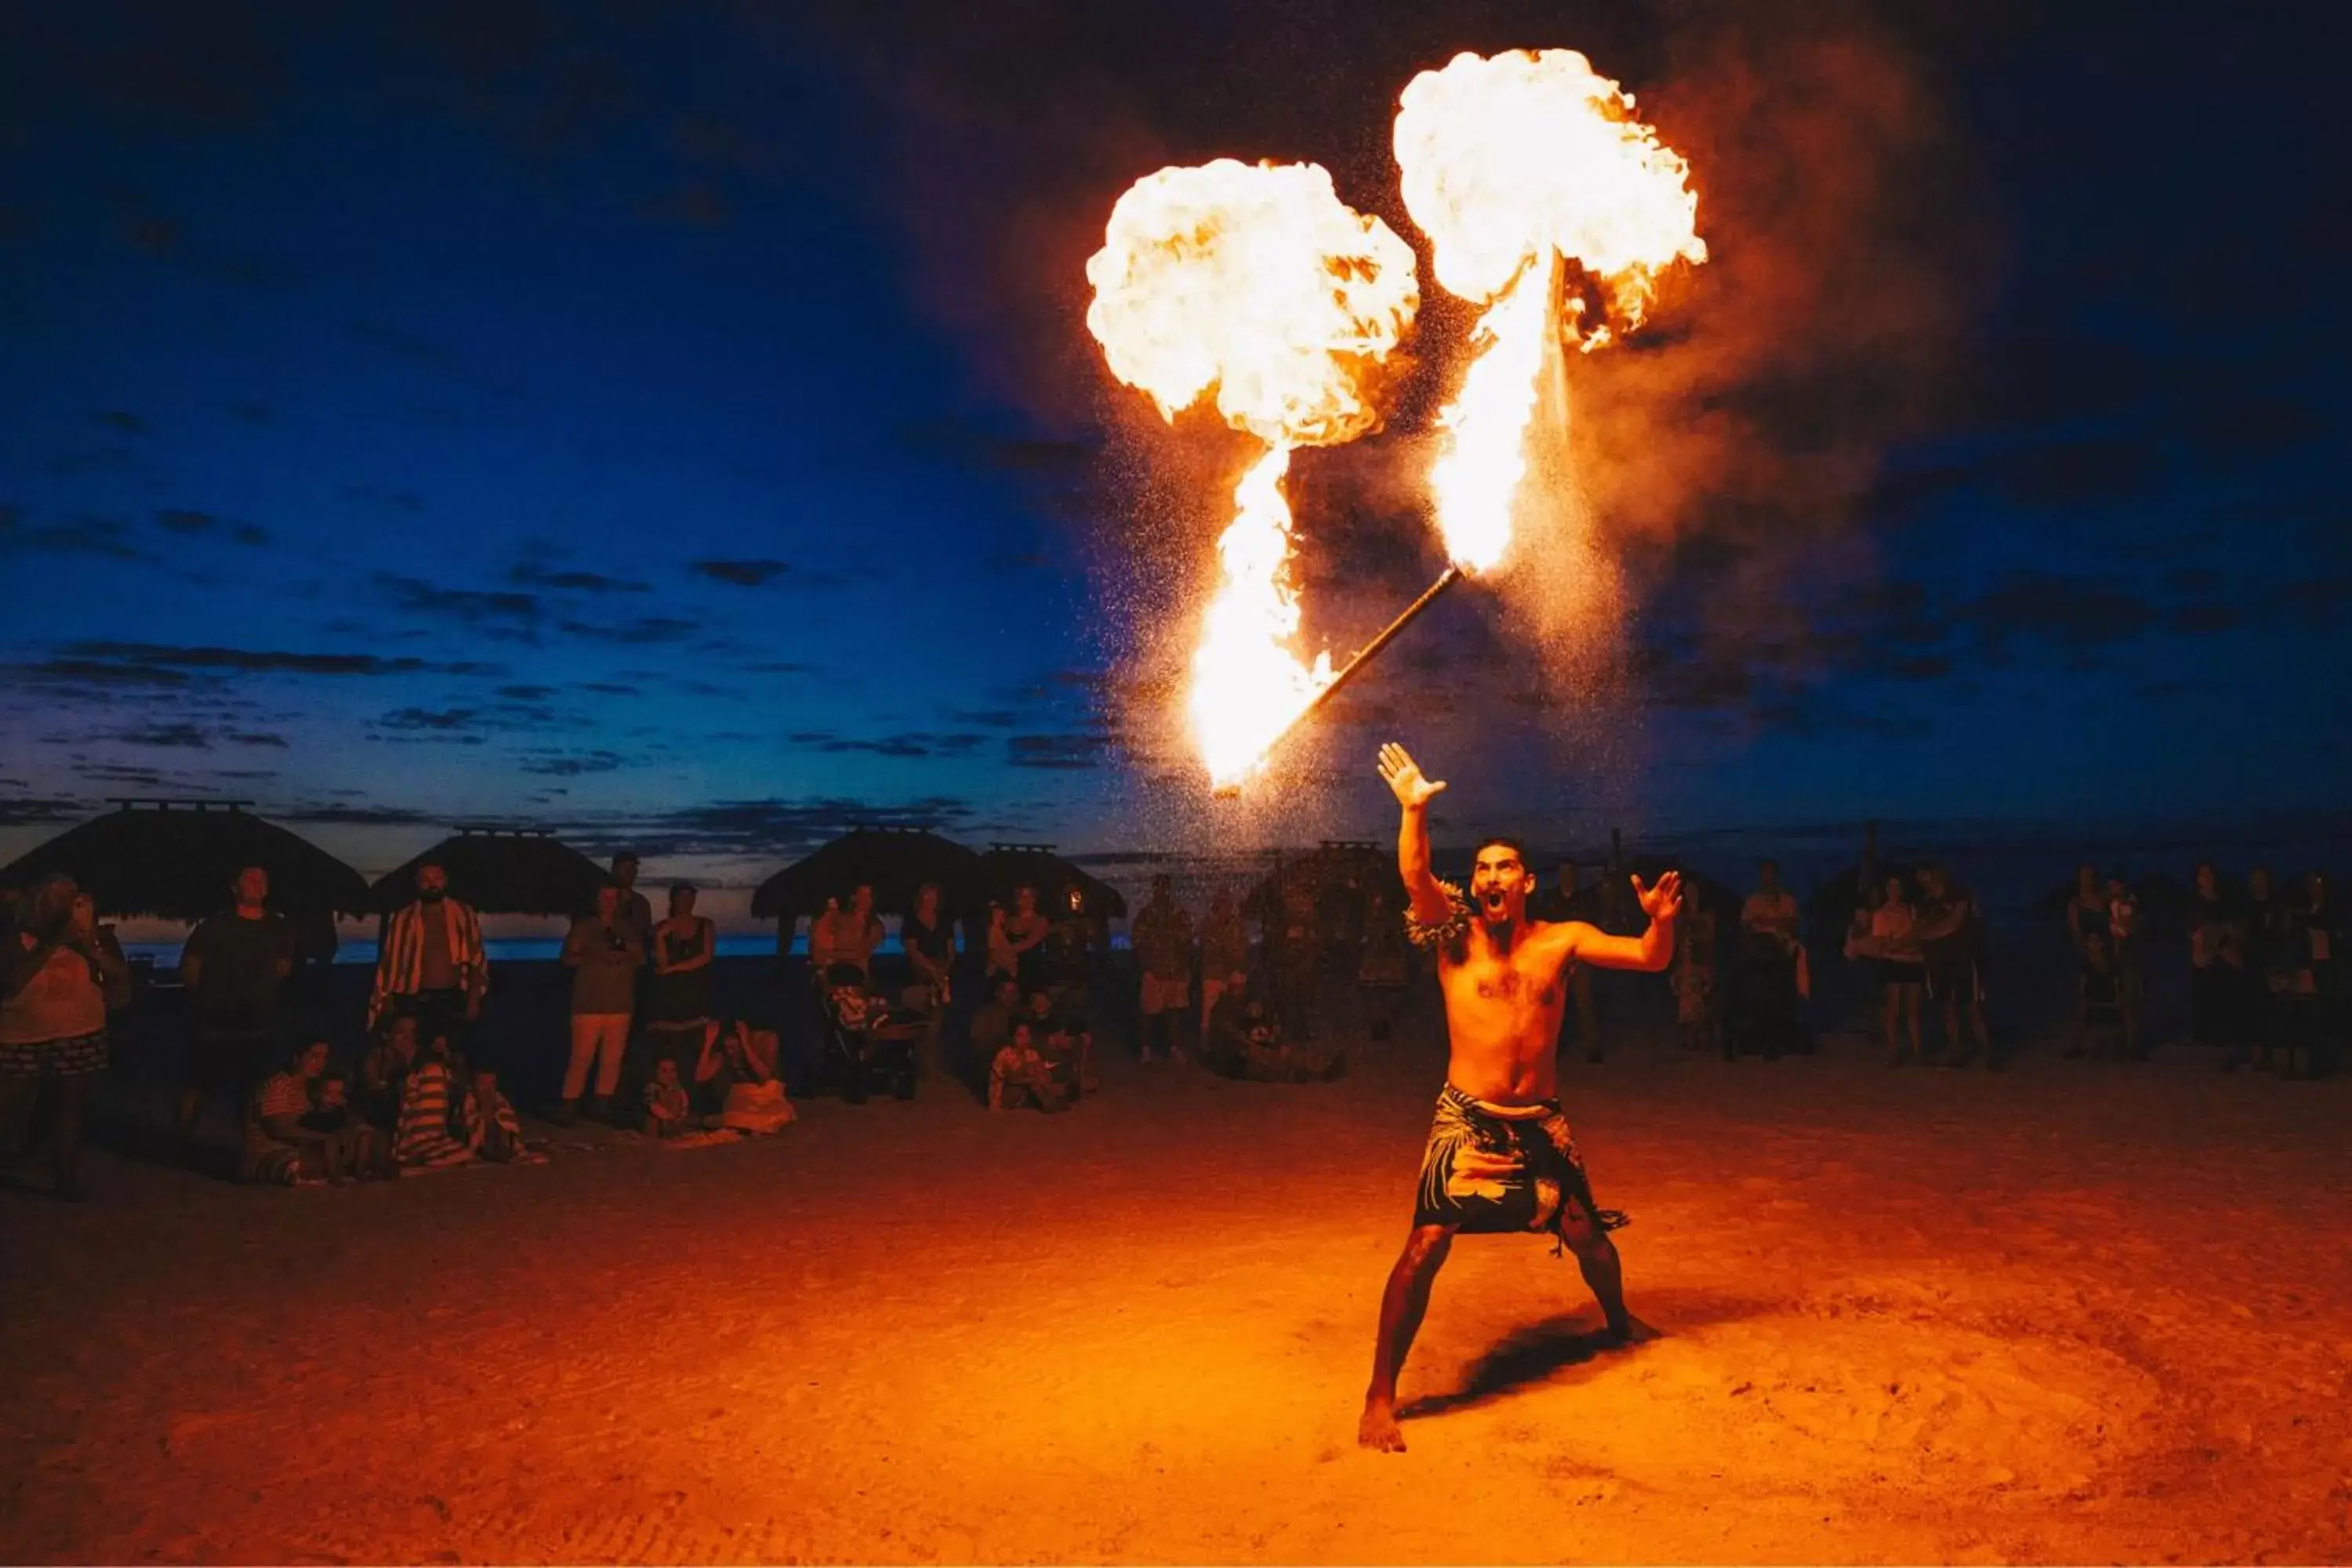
left=2, top=0, right=2344, bottom=891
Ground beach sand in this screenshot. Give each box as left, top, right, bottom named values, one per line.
left=4, top=960, right=2350, bottom=1564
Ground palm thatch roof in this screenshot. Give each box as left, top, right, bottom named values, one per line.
left=978, top=844, right=1127, bottom=919
left=366, top=827, right=608, bottom=916
left=0, top=799, right=368, bottom=921
left=749, top=827, right=985, bottom=922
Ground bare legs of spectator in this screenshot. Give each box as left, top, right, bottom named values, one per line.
left=0, top=1072, right=90, bottom=1200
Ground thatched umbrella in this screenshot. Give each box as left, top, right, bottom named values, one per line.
left=749, top=826, right=985, bottom=923
left=0, top=799, right=368, bottom=921
left=977, top=844, right=1127, bottom=920
left=367, top=827, right=608, bottom=916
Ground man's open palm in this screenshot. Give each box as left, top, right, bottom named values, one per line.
left=1377, top=743, right=1446, bottom=808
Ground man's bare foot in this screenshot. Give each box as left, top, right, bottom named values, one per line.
left=1603, top=1315, right=1662, bottom=1346
left=1358, top=1399, right=1406, bottom=1453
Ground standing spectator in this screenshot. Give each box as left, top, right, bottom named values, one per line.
left=1538, top=861, right=1605, bottom=1061
left=817, top=884, right=884, bottom=981
left=1272, top=872, right=1323, bottom=1042
left=1356, top=886, right=1411, bottom=1044
left=1131, top=875, right=1195, bottom=1064
left=368, top=862, right=488, bottom=1067
left=2241, top=866, right=2297, bottom=1073
left=1001, top=886, right=1050, bottom=989
left=176, top=865, right=298, bottom=1159
left=557, top=883, right=644, bottom=1124
left=1915, top=863, right=1993, bottom=1069
left=2063, top=863, right=2111, bottom=957
left=2189, top=861, right=2245, bottom=1061
left=0, top=877, right=124, bottom=1200
left=1869, top=875, right=1926, bottom=1065
left=2303, top=873, right=2341, bottom=1079
left=1674, top=902, right=1720, bottom=1054
left=1197, top=887, right=1248, bottom=1062
left=608, top=852, right=655, bottom=949
left=2107, top=875, right=2146, bottom=1059
left=983, top=901, right=1017, bottom=986
left=901, top=882, right=955, bottom=1075
left=644, top=883, right=715, bottom=1076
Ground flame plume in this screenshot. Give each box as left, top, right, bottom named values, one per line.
left=1085, top=159, right=1418, bottom=787
left=1396, top=49, right=1707, bottom=572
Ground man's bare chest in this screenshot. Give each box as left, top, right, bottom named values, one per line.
left=1446, top=952, right=1568, bottom=1007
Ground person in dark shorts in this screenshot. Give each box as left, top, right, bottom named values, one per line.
left=1915, top=862, right=1994, bottom=1069
left=1360, top=743, right=1682, bottom=1454
left=644, top=882, right=716, bottom=1076
left=176, top=865, right=297, bottom=1158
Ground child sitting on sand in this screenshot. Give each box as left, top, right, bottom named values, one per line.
left=459, top=1065, right=543, bottom=1163
left=989, top=1021, right=1069, bottom=1112
left=298, top=1068, right=370, bottom=1183
left=394, top=1036, right=474, bottom=1171
left=644, top=1057, right=695, bottom=1138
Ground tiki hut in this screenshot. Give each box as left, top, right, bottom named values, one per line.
left=748, top=826, right=985, bottom=924
left=366, top=827, right=608, bottom=916
left=0, top=799, right=368, bottom=923
left=977, top=844, right=1127, bottom=921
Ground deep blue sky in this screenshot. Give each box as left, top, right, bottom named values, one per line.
left=2, top=0, right=2344, bottom=885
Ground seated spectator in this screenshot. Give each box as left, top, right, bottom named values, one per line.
left=240, top=1040, right=333, bottom=1187
left=2071, top=931, right=2127, bottom=1059
left=966, top=975, right=1022, bottom=1086
left=1203, top=971, right=1271, bottom=1078
left=989, top=1020, right=1070, bottom=1112
left=643, top=1057, right=695, bottom=1138
left=695, top=1019, right=794, bottom=1134
left=459, top=1065, right=543, bottom=1163
left=394, top=1037, right=474, bottom=1171
left=356, top=1014, right=418, bottom=1131
left=297, top=1066, right=393, bottom=1182
left=1024, top=986, right=1093, bottom=1096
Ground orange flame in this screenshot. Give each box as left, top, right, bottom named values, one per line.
left=1085, top=159, right=1418, bottom=786
left=1396, top=49, right=1706, bottom=572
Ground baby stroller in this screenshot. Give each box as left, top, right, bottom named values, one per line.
left=817, top=964, right=920, bottom=1102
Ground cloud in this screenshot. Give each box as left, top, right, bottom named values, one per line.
left=690, top=558, right=790, bottom=586
left=227, top=731, right=289, bottom=748
left=789, top=729, right=986, bottom=759
left=107, top=722, right=212, bottom=750
left=375, top=571, right=543, bottom=633
left=53, top=641, right=495, bottom=678
left=615, top=794, right=982, bottom=858
left=518, top=750, right=628, bottom=776
left=155, top=507, right=269, bottom=546
left=342, top=484, right=425, bottom=514
left=0, top=794, right=83, bottom=825
left=1, top=506, right=147, bottom=561
left=377, top=706, right=479, bottom=732
left=496, top=683, right=559, bottom=701
left=557, top=614, right=699, bottom=644
left=510, top=562, right=650, bottom=593
left=1006, top=732, right=1108, bottom=771
left=93, top=410, right=149, bottom=435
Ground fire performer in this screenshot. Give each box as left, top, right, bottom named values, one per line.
left=1359, top=741, right=1681, bottom=1453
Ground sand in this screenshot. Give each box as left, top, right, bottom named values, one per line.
left=5, top=1000, right=2350, bottom=1565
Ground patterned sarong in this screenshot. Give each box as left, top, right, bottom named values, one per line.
left=1413, top=1083, right=1627, bottom=1248
left=394, top=1062, right=474, bottom=1169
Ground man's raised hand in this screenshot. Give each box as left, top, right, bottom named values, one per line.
left=1376, top=742, right=1447, bottom=810
left=1634, top=870, right=1685, bottom=922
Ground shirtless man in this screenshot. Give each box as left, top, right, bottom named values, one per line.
left=1359, top=742, right=1682, bottom=1452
